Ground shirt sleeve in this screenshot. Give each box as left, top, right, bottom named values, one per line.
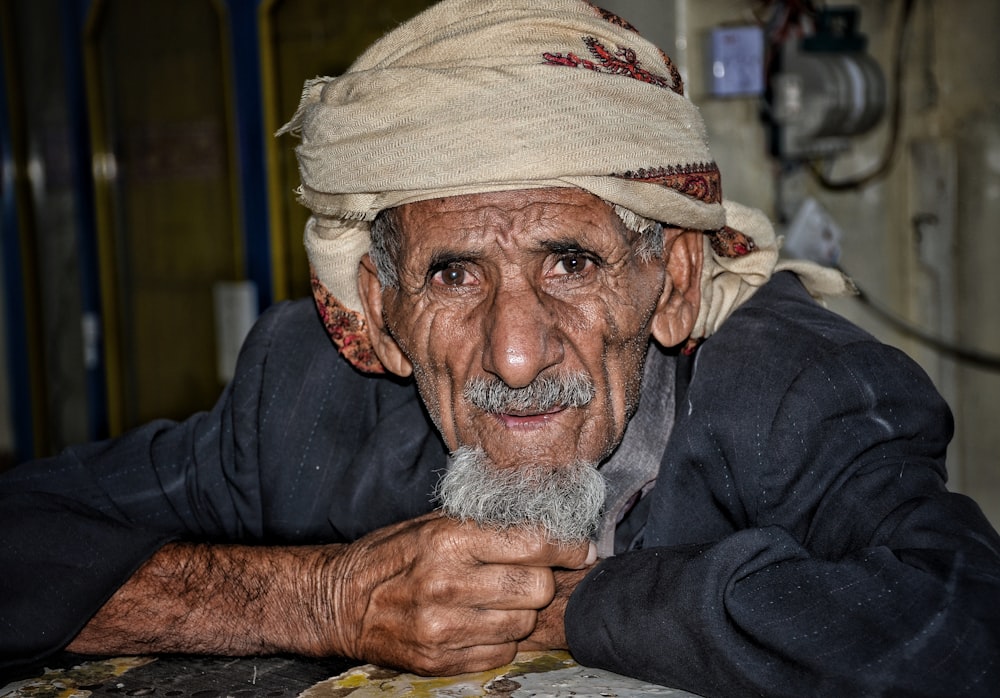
left=0, top=301, right=310, bottom=671
left=565, top=336, right=1000, bottom=697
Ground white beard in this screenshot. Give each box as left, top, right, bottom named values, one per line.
left=436, top=446, right=606, bottom=543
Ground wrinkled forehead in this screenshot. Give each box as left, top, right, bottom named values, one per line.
left=391, top=187, right=631, bottom=250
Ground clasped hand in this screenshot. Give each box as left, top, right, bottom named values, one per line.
left=315, top=511, right=596, bottom=675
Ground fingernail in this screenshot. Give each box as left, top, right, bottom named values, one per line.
left=585, top=541, right=598, bottom=566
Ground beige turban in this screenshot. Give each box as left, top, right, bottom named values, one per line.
left=278, top=0, right=851, bottom=372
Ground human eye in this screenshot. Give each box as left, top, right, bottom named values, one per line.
left=549, top=250, right=599, bottom=278
left=429, top=262, right=478, bottom=287
left=554, top=253, right=593, bottom=275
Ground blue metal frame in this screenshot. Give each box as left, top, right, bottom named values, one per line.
left=0, top=0, right=272, bottom=457
left=61, top=0, right=109, bottom=441
left=226, top=0, right=273, bottom=311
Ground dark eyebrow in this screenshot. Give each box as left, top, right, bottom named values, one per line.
left=538, top=238, right=604, bottom=259
left=426, top=248, right=484, bottom=269
left=541, top=239, right=582, bottom=252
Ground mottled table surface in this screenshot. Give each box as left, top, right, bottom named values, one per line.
left=1, top=652, right=704, bottom=698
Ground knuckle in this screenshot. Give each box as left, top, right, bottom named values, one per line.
left=415, top=614, right=454, bottom=647
left=420, top=573, right=459, bottom=604
left=534, top=567, right=557, bottom=596
left=505, top=609, right=538, bottom=640
left=493, top=643, right=519, bottom=669
left=429, top=647, right=514, bottom=677
left=411, top=653, right=454, bottom=677
left=413, top=652, right=452, bottom=676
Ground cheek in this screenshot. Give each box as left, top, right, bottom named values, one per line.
left=586, top=272, right=664, bottom=426
left=583, top=325, right=651, bottom=461
left=558, top=269, right=658, bottom=338
left=616, top=333, right=651, bottom=415
left=387, top=298, right=483, bottom=440
left=589, top=270, right=662, bottom=355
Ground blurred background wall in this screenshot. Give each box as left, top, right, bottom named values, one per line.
left=1, top=0, right=998, bottom=525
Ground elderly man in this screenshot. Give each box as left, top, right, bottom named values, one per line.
left=2, top=1, right=998, bottom=696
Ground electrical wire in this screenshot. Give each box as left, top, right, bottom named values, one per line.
left=810, top=0, right=915, bottom=191
left=839, top=266, right=1000, bottom=372
left=756, top=0, right=819, bottom=88
left=756, top=3, right=997, bottom=369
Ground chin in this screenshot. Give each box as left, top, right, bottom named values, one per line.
left=437, top=445, right=607, bottom=543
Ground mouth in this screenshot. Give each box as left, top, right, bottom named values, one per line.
left=494, top=405, right=567, bottom=429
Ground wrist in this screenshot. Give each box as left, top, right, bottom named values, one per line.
left=287, top=543, right=361, bottom=659
left=519, top=566, right=591, bottom=652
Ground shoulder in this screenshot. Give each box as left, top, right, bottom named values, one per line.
left=648, top=272, right=953, bottom=542
left=233, top=297, right=370, bottom=397
left=229, top=298, right=442, bottom=539
left=240, top=297, right=332, bottom=359
left=697, top=271, right=877, bottom=378
left=684, top=272, right=943, bottom=420
left=233, top=297, right=424, bottom=429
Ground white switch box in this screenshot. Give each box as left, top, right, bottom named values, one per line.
left=708, top=25, right=765, bottom=97
left=213, top=281, right=259, bottom=383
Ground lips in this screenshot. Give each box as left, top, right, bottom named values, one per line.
left=495, top=405, right=566, bottom=428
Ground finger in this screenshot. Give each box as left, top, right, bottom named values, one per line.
left=468, top=608, right=539, bottom=645
left=465, top=526, right=597, bottom=570
left=480, top=564, right=556, bottom=609
left=407, top=641, right=520, bottom=677
left=421, top=561, right=555, bottom=609
left=401, top=610, right=531, bottom=676
left=565, top=539, right=598, bottom=568
left=410, top=607, right=537, bottom=649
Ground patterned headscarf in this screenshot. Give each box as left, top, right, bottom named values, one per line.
left=278, top=0, right=850, bottom=372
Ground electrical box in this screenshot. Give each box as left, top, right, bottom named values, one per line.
left=768, top=7, right=885, bottom=159
left=708, top=25, right=765, bottom=97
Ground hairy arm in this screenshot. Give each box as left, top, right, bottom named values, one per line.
left=68, top=512, right=595, bottom=675
left=66, top=541, right=341, bottom=658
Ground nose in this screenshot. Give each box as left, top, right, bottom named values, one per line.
left=481, top=287, right=564, bottom=388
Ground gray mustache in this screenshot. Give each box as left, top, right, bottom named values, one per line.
left=463, top=373, right=596, bottom=414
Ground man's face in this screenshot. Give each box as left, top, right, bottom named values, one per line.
left=372, top=188, right=678, bottom=471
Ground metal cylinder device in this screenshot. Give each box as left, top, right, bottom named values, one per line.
left=773, top=48, right=886, bottom=158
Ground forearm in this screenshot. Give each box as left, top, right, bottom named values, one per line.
left=67, top=541, right=349, bottom=658
left=566, top=526, right=1000, bottom=697
left=66, top=514, right=595, bottom=676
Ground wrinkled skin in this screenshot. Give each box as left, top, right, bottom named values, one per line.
left=360, top=188, right=701, bottom=471
left=328, top=511, right=595, bottom=674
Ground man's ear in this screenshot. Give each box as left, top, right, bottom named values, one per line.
left=357, top=254, right=414, bottom=377
left=650, top=228, right=703, bottom=348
